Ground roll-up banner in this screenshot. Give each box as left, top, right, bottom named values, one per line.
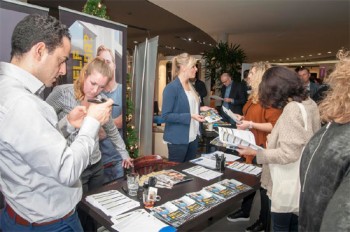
left=58, top=7, right=128, bottom=138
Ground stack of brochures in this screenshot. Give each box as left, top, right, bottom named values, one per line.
left=86, top=190, right=140, bottom=217
left=138, top=169, right=193, bottom=189
left=150, top=178, right=252, bottom=227
left=111, top=209, right=172, bottom=232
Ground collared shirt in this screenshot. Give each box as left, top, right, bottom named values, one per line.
left=46, top=84, right=129, bottom=164
left=0, top=62, right=100, bottom=223
left=223, top=83, right=232, bottom=109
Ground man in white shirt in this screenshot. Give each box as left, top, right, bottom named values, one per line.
left=0, top=14, right=113, bottom=231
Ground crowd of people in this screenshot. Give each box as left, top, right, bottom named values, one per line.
left=0, top=13, right=348, bottom=232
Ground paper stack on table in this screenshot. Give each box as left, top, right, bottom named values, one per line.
left=111, top=209, right=172, bottom=232
left=85, top=190, right=140, bottom=217
left=182, top=165, right=223, bottom=180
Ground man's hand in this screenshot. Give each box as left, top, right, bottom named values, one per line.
left=87, top=99, right=113, bottom=125
left=67, top=106, right=87, bottom=128
left=122, top=158, right=134, bottom=168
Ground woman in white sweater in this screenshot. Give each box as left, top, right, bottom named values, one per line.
left=237, top=66, right=321, bottom=231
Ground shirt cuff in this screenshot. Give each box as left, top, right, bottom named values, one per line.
left=78, top=116, right=100, bottom=138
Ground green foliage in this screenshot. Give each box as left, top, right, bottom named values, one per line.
left=202, top=42, right=247, bottom=83
left=125, top=74, right=139, bottom=158
left=82, top=0, right=110, bottom=19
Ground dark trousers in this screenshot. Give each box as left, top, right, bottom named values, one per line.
left=271, top=212, right=298, bottom=232
left=79, top=159, right=104, bottom=232
left=241, top=188, right=271, bottom=230
left=167, top=137, right=199, bottom=163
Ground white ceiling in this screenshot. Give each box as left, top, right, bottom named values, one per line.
left=149, top=0, right=350, bottom=63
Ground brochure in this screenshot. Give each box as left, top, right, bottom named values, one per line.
left=201, top=151, right=241, bottom=162
left=171, top=195, right=206, bottom=215
left=210, top=95, right=224, bottom=101
left=217, top=179, right=253, bottom=193
left=203, top=183, right=239, bottom=199
left=182, top=165, right=223, bottom=180
left=218, top=127, right=263, bottom=150
left=186, top=189, right=224, bottom=208
left=200, top=109, right=222, bottom=123
left=151, top=202, right=190, bottom=227
left=154, top=169, right=193, bottom=188
left=222, top=105, right=242, bottom=124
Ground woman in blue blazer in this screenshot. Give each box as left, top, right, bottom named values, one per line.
left=162, top=53, right=212, bottom=162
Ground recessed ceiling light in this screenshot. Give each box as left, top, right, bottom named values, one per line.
left=301, top=55, right=304, bottom=58
left=309, top=54, right=313, bottom=57
left=318, top=53, right=322, bottom=55
left=133, top=40, right=138, bottom=44
left=286, top=58, right=290, bottom=60
left=327, top=51, right=332, bottom=54
left=188, top=38, right=192, bottom=41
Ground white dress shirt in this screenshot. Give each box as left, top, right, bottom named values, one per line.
left=0, top=62, right=100, bottom=223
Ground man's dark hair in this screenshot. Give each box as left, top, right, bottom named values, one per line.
left=259, top=66, right=308, bottom=109
left=295, top=66, right=310, bottom=73
left=11, top=14, right=71, bottom=59
left=243, top=69, right=249, bottom=79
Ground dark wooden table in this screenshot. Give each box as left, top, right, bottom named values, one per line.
left=79, top=162, right=260, bottom=232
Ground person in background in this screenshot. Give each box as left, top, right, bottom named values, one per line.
left=96, top=45, right=129, bottom=183
left=220, top=72, right=247, bottom=126
left=241, top=69, right=251, bottom=99
left=191, top=73, right=207, bottom=106
left=162, top=53, right=213, bottom=163
left=0, top=14, right=112, bottom=232
left=299, top=50, right=350, bottom=232
left=46, top=57, right=132, bottom=231
left=236, top=66, right=320, bottom=231
left=296, top=66, right=319, bottom=101
left=227, top=62, right=282, bottom=232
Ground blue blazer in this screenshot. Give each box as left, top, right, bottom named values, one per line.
left=161, top=77, right=193, bottom=144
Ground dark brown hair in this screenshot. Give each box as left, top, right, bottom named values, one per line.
left=259, top=66, right=308, bottom=109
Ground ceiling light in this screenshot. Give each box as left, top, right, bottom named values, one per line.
left=327, top=51, right=332, bottom=54
left=188, top=38, right=192, bottom=41
left=133, top=40, right=138, bottom=44
left=317, top=53, right=322, bottom=55
left=309, top=54, right=313, bottom=57
left=301, top=55, right=304, bottom=58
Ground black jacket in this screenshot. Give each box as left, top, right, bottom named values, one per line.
left=299, top=122, right=350, bottom=231
left=220, top=82, right=246, bottom=115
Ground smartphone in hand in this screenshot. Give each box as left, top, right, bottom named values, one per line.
left=88, top=98, right=118, bottom=106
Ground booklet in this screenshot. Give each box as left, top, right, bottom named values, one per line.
left=217, top=179, right=253, bottom=193
left=151, top=202, right=190, bottom=227
left=186, top=189, right=224, bottom=208
left=171, top=195, right=206, bottom=215
left=200, top=109, right=222, bottom=123
left=203, top=183, right=239, bottom=199
left=222, top=105, right=242, bottom=124
left=218, top=127, right=263, bottom=150
left=154, top=169, right=193, bottom=188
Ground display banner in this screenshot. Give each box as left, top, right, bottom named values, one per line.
left=59, top=7, right=128, bottom=137
left=132, top=36, right=159, bottom=156
left=0, top=0, right=48, bottom=62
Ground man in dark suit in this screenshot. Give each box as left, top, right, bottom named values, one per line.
left=296, top=66, right=319, bottom=101
left=220, top=73, right=247, bottom=126
left=191, top=75, right=207, bottom=106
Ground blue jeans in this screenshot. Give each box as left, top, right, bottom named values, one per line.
left=1, top=208, right=83, bottom=232
left=167, top=137, right=199, bottom=163
left=271, top=212, right=298, bottom=232
left=103, top=159, right=124, bottom=184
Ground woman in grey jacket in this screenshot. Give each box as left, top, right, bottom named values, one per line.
left=236, top=66, right=321, bottom=231
left=299, top=50, right=350, bottom=231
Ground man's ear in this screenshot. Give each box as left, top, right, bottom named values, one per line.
left=32, top=42, right=46, bottom=61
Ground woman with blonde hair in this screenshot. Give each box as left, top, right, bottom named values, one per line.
left=162, top=53, right=212, bottom=162
left=227, top=62, right=282, bottom=232
left=46, top=57, right=132, bottom=230
left=299, top=50, right=350, bottom=231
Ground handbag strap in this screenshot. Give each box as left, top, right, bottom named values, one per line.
left=295, top=102, right=307, bottom=131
